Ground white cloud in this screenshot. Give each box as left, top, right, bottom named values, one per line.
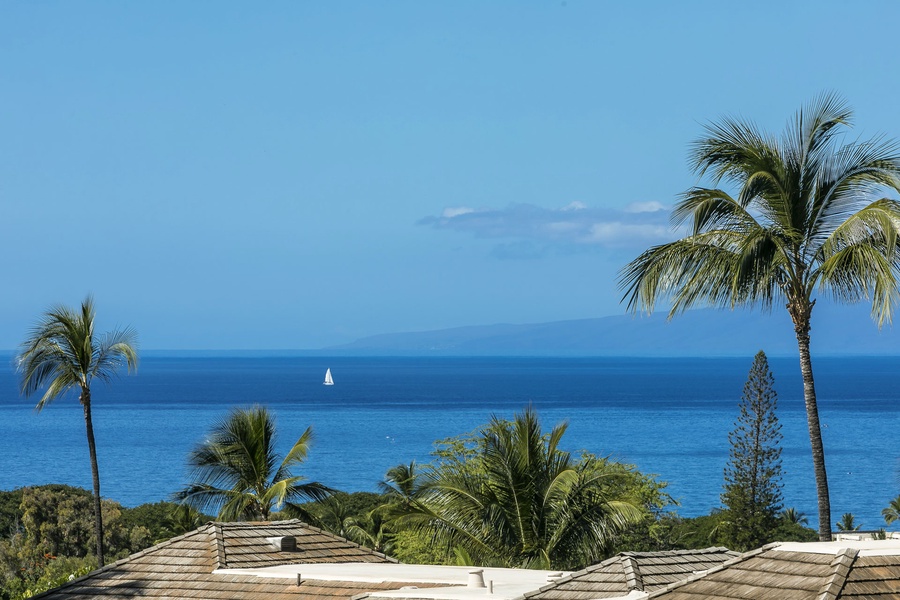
left=419, top=201, right=675, bottom=251
left=585, top=222, right=671, bottom=244
left=441, top=206, right=477, bottom=218
left=624, top=201, right=667, bottom=213
left=546, top=221, right=582, bottom=233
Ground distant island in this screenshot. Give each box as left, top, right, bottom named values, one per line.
left=326, top=303, right=899, bottom=357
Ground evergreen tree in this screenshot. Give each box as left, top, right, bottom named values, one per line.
left=721, top=351, right=784, bottom=550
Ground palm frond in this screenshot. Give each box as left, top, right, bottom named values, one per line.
left=689, top=114, right=779, bottom=187
left=620, top=232, right=779, bottom=316
left=17, top=297, right=138, bottom=410
left=807, top=137, right=900, bottom=249
left=273, top=426, right=314, bottom=482
left=91, top=328, right=139, bottom=383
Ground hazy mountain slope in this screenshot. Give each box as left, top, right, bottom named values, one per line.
left=327, top=303, right=899, bottom=356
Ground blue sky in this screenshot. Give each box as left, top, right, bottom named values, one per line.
left=2, top=2, right=899, bottom=349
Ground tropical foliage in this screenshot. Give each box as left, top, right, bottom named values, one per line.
left=174, top=406, right=332, bottom=520
left=619, top=508, right=818, bottom=553
left=780, top=507, right=809, bottom=526
left=310, top=492, right=395, bottom=555
left=720, top=351, right=784, bottom=550
left=17, top=297, right=138, bottom=566
left=882, top=495, right=900, bottom=525
left=0, top=485, right=195, bottom=600
left=836, top=512, right=861, bottom=531
left=620, top=94, right=900, bottom=540
left=378, top=461, right=424, bottom=510
left=394, top=406, right=663, bottom=570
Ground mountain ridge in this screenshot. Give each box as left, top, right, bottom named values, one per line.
left=327, top=304, right=899, bottom=357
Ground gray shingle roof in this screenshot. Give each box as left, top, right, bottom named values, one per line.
left=646, top=542, right=900, bottom=600
left=519, top=547, right=740, bottom=600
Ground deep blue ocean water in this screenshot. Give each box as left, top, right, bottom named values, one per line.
left=0, top=355, right=897, bottom=531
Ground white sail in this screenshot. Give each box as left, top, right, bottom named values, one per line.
left=323, top=368, right=334, bottom=385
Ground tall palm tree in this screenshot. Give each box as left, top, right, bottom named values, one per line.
left=620, top=94, right=900, bottom=540
left=399, top=406, right=645, bottom=570
left=17, top=296, right=138, bottom=567
left=175, top=405, right=332, bottom=521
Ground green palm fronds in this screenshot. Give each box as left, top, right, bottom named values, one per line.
left=175, top=406, right=332, bottom=521
left=18, top=297, right=138, bottom=410
left=883, top=495, right=900, bottom=525
left=399, top=406, right=647, bottom=570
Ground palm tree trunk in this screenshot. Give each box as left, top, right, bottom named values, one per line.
left=790, top=302, right=832, bottom=541
left=81, top=389, right=105, bottom=566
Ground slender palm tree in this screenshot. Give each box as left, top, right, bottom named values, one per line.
left=882, top=495, right=900, bottom=525
left=175, top=406, right=332, bottom=521
left=620, top=94, right=900, bottom=540
left=17, top=296, right=138, bottom=567
left=398, top=406, right=645, bottom=569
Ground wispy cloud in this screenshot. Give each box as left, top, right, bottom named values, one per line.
left=418, top=201, right=675, bottom=252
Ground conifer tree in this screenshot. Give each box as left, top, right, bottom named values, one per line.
left=721, top=350, right=784, bottom=550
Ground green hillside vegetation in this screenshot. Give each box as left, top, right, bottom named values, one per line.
left=0, top=485, right=210, bottom=600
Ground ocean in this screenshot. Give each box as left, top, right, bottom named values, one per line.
left=0, top=355, right=897, bottom=531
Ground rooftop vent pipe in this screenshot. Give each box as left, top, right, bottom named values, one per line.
left=266, top=536, right=297, bottom=552
left=468, top=569, right=486, bottom=588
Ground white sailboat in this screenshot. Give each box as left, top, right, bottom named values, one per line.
left=323, top=368, right=334, bottom=386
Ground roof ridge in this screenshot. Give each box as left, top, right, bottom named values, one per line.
left=816, top=547, right=858, bottom=600
left=644, top=544, right=771, bottom=598
left=27, top=522, right=218, bottom=599
left=219, top=518, right=303, bottom=527
left=212, top=521, right=227, bottom=569
left=622, top=554, right=643, bottom=591
left=621, top=546, right=738, bottom=558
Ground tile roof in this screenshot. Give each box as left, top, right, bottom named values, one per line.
left=31, top=519, right=404, bottom=600
left=645, top=540, right=900, bottom=600
left=34, top=523, right=900, bottom=600
left=30, top=520, right=568, bottom=600
left=842, top=553, right=900, bottom=599
left=519, top=547, right=739, bottom=600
